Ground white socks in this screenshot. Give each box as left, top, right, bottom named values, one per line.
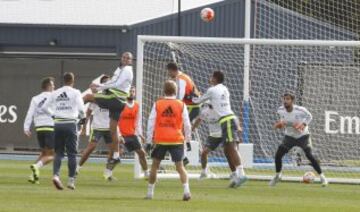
left=104, top=168, right=113, bottom=178
left=147, top=184, right=155, bottom=196
left=201, top=166, right=209, bottom=174
left=35, top=161, right=43, bottom=169
left=320, top=173, right=326, bottom=180
left=236, top=165, right=246, bottom=177
left=276, top=172, right=282, bottom=178
left=183, top=183, right=190, bottom=194
left=113, top=152, right=120, bottom=159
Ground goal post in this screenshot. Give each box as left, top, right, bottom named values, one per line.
left=135, top=35, right=360, bottom=184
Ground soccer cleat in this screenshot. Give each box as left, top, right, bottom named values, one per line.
left=30, top=164, right=40, bottom=181
left=75, top=167, right=80, bottom=176
left=144, top=194, right=153, bottom=200
left=106, top=157, right=121, bottom=171
left=199, top=172, right=208, bottom=180
left=144, top=170, right=150, bottom=179
left=182, top=193, right=191, bottom=201
left=269, top=174, right=282, bottom=187
left=229, top=176, right=248, bottom=188
left=104, top=175, right=117, bottom=182
left=28, top=174, right=35, bottom=183
left=320, top=176, right=328, bottom=187
left=67, top=178, right=76, bottom=190
left=52, top=176, right=64, bottom=190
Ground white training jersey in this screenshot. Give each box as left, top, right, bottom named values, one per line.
left=97, top=66, right=133, bottom=93
left=277, top=105, right=312, bottom=139
left=24, top=91, right=54, bottom=131
left=199, top=105, right=222, bottom=138
left=88, top=103, right=109, bottom=130
left=42, top=86, right=85, bottom=120
left=192, top=84, right=234, bottom=118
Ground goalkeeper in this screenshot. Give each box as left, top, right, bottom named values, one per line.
left=270, top=92, right=328, bottom=187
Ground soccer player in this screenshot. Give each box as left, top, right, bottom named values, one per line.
left=167, top=62, right=201, bottom=165
left=118, top=86, right=149, bottom=178
left=42, top=72, right=85, bottom=190
left=192, top=70, right=247, bottom=188
left=76, top=75, right=114, bottom=179
left=270, top=92, right=328, bottom=187
left=146, top=80, right=192, bottom=201
left=167, top=62, right=200, bottom=121
left=192, top=102, right=241, bottom=179
left=83, top=52, right=133, bottom=171
left=24, top=77, right=55, bottom=184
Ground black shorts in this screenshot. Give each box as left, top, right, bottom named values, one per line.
left=124, top=135, right=142, bottom=152
left=204, top=136, right=223, bottom=151
left=94, top=92, right=126, bottom=121
left=219, top=115, right=239, bottom=143
left=280, top=135, right=312, bottom=151
left=36, top=127, right=55, bottom=149
left=151, top=144, right=184, bottom=163
left=187, top=105, right=200, bottom=122
left=90, top=129, right=112, bottom=144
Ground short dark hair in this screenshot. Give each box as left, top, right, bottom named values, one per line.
left=163, top=80, right=177, bottom=96
left=41, top=77, right=54, bottom=90
left=283, top=92, right=295, bottom=100
left=212, top=70, right=224, bottom=83
left=166, top=62, right=179, bottom=71
left=63, top=72, right=74, bottom=85
left=100, top=75, right=110, bottom=83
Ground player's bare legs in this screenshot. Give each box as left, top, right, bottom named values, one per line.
left=175, top=161, right=191, bottom=201
left=29, top=148, right=54, bottom=184
left=78, top=142, right=97, bottom=167
left=135, top=149, right=148, bottom=173
left=224, top=142, right=247, bottom=188
left=146, top=158, right=161, bottom=199
left=200, top=147, right=211, bottom=179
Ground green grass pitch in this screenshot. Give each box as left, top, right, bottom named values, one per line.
left=0, top=160, right=359, bottom=212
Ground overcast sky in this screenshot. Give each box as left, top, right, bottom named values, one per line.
left=0, top=0, right=223, bottom=25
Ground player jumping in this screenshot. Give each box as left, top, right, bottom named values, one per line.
left=270, top=92, right=328, bottom=187
left=24, top=77, right=55, bottom=184
left=76, top=75, right=114, bottom=180
left=192, top=70, right=247, bottom=188
left=83, top=52, right=133, bottom=172
left=146, top=80, right=192, bottom=201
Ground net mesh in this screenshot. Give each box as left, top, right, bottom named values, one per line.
left=139, top=39, right=360, bottom=182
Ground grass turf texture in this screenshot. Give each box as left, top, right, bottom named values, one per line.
left=0, top=160, right=359, bottom=212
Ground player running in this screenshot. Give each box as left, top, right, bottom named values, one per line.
left=192, top=70, right=247, bottom=188
left=146, top=80, right=192, bottom=201
left=83, top=52, right=133, bottom=171
left=117, top=86, right=149, bottom=178
left=167, top=62, right=201, bottom=165
left=270, top=92, right=328, bottom=187
left=76, top=75, right=114, bottom=179
left=42, top=72, right=85, bottom=190
left=24, top=77, right=55, bottom=184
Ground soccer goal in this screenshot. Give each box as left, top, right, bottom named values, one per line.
left=135, top=35, right=360, bottom=184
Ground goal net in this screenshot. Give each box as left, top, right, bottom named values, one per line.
left=135, top=36, right=360, bottom=184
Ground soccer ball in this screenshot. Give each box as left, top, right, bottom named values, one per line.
left=302, top=171, right=316, bottom=184
left=200, top=7, right=215, bottom=22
